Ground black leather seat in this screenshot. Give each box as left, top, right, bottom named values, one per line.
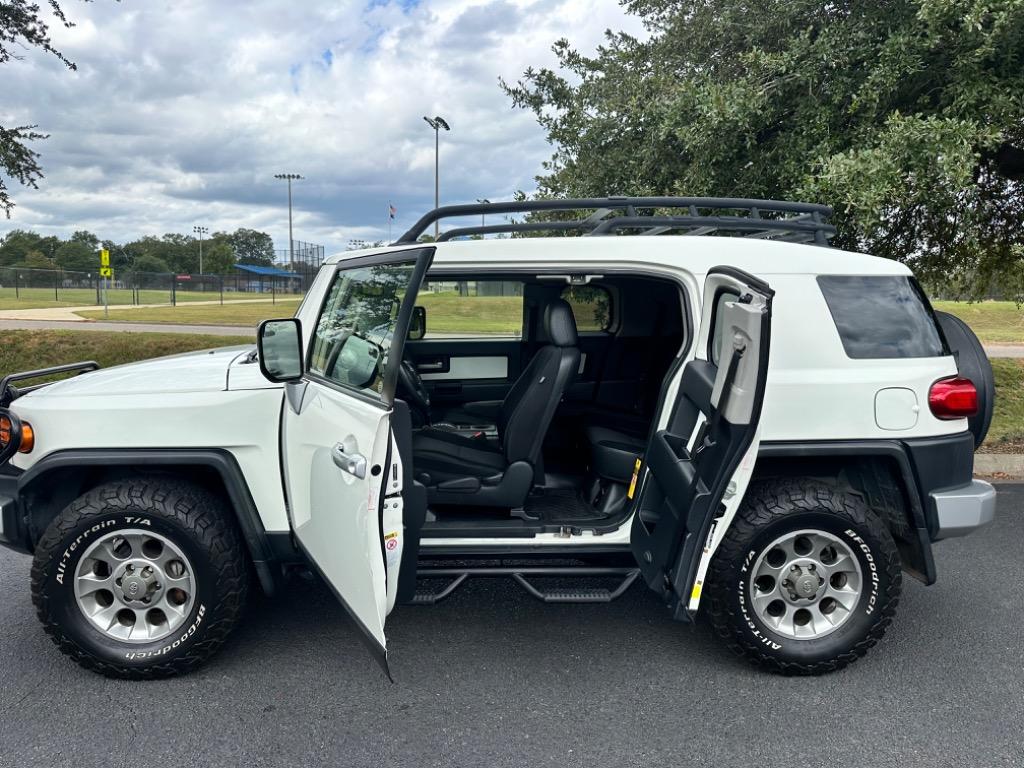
left=413, top=299, right=581, bottom=508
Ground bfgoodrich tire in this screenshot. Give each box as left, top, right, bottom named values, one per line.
left=706, top=480, right=901, bottom=675
left=31, top=479, right=249, bottom=679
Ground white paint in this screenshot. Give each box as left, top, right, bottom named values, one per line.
left=875, top=388, right=920, bottom=431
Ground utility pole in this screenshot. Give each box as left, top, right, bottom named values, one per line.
left=193, top=225, right=209, bottom=275
left=274, top=173, right=303, bottom=269
left=423, top=116, right=450, bottom=239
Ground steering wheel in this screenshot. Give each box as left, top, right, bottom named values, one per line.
left=397, top=353, right=431, bottom=421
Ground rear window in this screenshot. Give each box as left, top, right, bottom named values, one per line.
left=817, top=276, right=946, bottom=359
left=561, top=285, right=612, bottom=332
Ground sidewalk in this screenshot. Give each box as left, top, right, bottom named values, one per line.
left=0, top=297, right=280, bottom=322
left=0, top=319, right=253, bottom=336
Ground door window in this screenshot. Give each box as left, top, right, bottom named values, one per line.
left=309, top=260, right=417, bottom=399
left=416, top=280, right=524, bottom=337
left=561, top=285, right=612, bottom=332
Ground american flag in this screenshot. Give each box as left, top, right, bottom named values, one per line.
left=389, top=203, right=396, bottom=219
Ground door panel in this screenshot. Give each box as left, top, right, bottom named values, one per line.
left=405, top=338, right=523, bottom=407
left=284, top=247, right=433, bottom=677
left=284, top=384, right=393, bottom=665
left=630, top=267, right=773, bottom=621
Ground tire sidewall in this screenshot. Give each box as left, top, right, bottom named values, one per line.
left=730, top=511, right=893, bottom=664
left=37, top=508, right=222, bottom=671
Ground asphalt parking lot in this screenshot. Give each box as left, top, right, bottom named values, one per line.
left=1, top=485, right=1022, bottom=768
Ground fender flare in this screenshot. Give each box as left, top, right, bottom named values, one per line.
left=757, top=439, right=943, bottom=585
left=19, top=448, right=281, bottom=595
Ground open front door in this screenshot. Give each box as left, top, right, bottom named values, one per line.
left=282, top=248, right=433, bottom=677
left=631, top=266, right=773, bottom=621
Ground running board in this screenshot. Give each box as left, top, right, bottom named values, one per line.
left=411, top=566, right=640, bottom=605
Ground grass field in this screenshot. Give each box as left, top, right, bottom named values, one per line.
left=77, top=299, right=303, bottom=326
left=933, top=300, right=1024, bottom=344
left=0, top=286, right=302, bottom=311
left=74, top=293, right=525, bottom=331
left=982, top=358, right=1024, bottom=451
left=0, top=330, right=251, bottom=387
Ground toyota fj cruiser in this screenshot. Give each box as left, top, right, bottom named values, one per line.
left=0, top=198, right=997, bottom=678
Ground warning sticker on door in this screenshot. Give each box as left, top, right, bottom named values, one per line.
left=384, top=530, right=402, bottom=570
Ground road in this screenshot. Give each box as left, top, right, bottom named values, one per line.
left=1, top=485, right=1023, bottom=768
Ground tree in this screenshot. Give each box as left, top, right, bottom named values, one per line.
left=131, top=253, right=170, bottom=274
left=54, top=239, right=97, bottom=272
left=504, top=0, right=1024, bottom=296
left=1, top=1, right=80, bottom=217
left=229, top=228, right=275, bottom=266
left=0, top=229, right=45, bottom=266
left=16, top=250, right=55, bottom=269
left=203, top=241, right=236, bottom=275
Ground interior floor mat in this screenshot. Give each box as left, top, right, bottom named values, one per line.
left=524, top=489, right=605, bottom=523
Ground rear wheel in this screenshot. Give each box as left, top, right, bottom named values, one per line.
left=706, top=479, right=901, bottom=675
left=31, top=479, right=249, bottom=679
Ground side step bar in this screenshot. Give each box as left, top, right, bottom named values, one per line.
left=412, top=566, right=640, bottom=605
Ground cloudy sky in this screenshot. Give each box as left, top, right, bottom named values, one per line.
left=1, top=0, right=644, bottom=254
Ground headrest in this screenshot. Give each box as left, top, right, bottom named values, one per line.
left=544, top=299, right=578, bottom=347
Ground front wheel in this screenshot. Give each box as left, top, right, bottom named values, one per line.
left=31, top=479, right=249, bottom=679
left=706, top=480, right=901, bottom=675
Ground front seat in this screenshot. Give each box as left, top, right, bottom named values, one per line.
left=412, top=299, right=580, bottom=508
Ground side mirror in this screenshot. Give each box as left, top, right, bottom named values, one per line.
left=257, top=318, right=304, bottom=383
left=408, top=306, right=427, bottom=340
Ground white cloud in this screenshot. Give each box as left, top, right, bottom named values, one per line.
left=1, top=0, right=644, bottom=253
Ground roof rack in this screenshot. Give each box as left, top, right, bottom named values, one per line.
left=395, top=197, right=835, bottom=246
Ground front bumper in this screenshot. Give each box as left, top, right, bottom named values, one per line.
left=0, top=468, right=28, bottom=554
left=931, top=479, right=997, bottom=539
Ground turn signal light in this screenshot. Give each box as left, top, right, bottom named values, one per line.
left=928, top=377, right=978, bottom=420
left=18, top=421, right=34, bottom=453
left=0, top=415, right=34, bottom=454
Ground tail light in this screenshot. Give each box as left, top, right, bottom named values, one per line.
left=929, top=377, right=978, bottom=420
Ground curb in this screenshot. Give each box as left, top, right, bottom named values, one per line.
left=975, top=453, right=1024, bottom=480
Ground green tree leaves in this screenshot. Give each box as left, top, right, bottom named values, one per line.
left=505, top=0, right=1024, bottom=296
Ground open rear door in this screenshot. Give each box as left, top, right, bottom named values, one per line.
left=630, top=266, right=773, bottom=621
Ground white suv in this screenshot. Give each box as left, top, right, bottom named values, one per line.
left=0, top=198, right=997, bottom=678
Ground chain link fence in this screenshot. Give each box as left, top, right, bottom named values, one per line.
left=0, top=266, right=305, bottom=307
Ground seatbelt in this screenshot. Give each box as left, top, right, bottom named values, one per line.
left=694, top=335, right=746, bottom=457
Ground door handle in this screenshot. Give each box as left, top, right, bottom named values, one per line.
left=417, top=361, right=445, bottom=371
left=332, top=443, right=367, bottom=479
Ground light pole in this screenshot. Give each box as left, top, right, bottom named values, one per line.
left=274, top=173, right=303, bottom=269
left=193, top=225, right=208, bottom=275
left=476, top=198, right=490, bottom=227
left=423, top=116, right=450, bottom=239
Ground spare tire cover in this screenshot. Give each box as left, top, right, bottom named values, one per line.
left=935, top=311, right=994, bottom=448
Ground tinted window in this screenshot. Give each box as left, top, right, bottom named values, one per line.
left=561, top=285, right=612, bottom=332
left=309, top=261, right=418, bottom=398
left=817, top=276, right=945, bottom=359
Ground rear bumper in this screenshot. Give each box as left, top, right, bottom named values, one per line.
left=931, top=479, right=997, bottom=539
